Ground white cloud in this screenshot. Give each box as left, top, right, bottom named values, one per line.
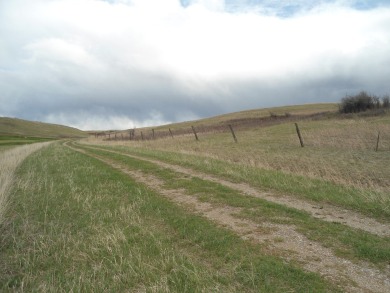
left=1, top=0, right=390, bottom=129
left=45, top=110, right=170, bottom=131
left=191, top=0, right=225, bottom=11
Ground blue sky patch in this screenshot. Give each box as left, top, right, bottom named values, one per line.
left=180, top=0, right=390, bottom=17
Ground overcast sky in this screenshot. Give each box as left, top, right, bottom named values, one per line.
left=1, top=0, right=390, bottom=130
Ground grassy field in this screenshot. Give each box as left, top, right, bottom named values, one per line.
left=102, top=103, right=338, bottom=141
left=143, top=103, right=338, bottom=132
left=89, top=111, right=390, bottom=220
left=0, top=117, right=86, bottom=138
left=0, top=136, right=54, bottom=151
left=0, top=142, right=52, bottom=226
left=0, top=142, right=340, bottom=292
left=1, top=104, right=389, bottom=292
left=71, top=143, right=390, bottom=265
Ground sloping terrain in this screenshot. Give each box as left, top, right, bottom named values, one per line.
left=1, top=104, right=389, bottom=292
left=95, top=103, right=338, bottom=140
left=0, top=117, right=86, bottom=138
left=157, top=103, right=338, bottom=129
left=69, top=141, right=390, bottom=292
left=79, top=104, right=389, bottom=291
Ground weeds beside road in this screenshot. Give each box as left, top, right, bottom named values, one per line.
left=0, top=142, right=51, bottom=225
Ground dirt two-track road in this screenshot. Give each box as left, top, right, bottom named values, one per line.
left=68, top=142, right=390, bottom=293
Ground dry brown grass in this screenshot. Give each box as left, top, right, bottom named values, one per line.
left=0, top=142, right=51, bottom=225
left=303, top=118, right=390, bottom=150
left=84, top=114, right=390, bottom=211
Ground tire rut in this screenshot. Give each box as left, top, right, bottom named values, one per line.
left=68, top=143, right=390, bottom=293
left=79, top=144, right=390, bottom=238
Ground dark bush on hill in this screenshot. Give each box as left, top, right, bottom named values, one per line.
left=383, top=95, right=390, bottom=108
left=339, top=91, right=389, bottom=113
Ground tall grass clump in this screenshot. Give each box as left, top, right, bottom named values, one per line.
left=0, top=142, right=51, bottom=225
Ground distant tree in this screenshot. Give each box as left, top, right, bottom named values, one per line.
left=340, top=91, right=375, bottom=113
left=373, top=96, right=381, bottom=108
left=383, top=95, right=390, bottom=108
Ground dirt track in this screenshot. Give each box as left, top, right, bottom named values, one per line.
left=67, top=143, right=390, bottom=293
left=77, top=144, right=390, bottom=237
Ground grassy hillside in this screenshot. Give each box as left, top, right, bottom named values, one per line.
left=101, top=103, right=338, bottom=140
left=1, top=103, right=389, bottom=292
left=87, top=104, right=390, bottom=221
left=75, top=102, right=390, bottom=292
left=0, top=117, right=86, bottom=138
left=147, top=103, right=337, bottom=131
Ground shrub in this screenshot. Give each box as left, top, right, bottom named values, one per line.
left=383, top=95, right=390, bottom=108
left=339, top=91, right=388, bottom=114
left=269, top=112, right=278, bottom=118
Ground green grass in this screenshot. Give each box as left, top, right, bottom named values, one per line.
left=0, top=136, right=54, bottom=147
left=73, top=144, right=390, bottom=267
left=82, top=141, right=390, bottom=221
left=0, top=117, right=86, bottom=138
left=0, top=142, right=338, bottom=292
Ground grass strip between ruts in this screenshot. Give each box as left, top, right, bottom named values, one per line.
left=75, top=143, right=390, bottom=267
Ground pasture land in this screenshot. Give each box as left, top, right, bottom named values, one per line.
left=143, top=103, right=339, bottom=132
left=1, top=105, right=389, bottom=292
left=0, top=117, right=86, bottom=138
left=89, top=113, right=390, bottom=221
left=0, top=136, right=53, bottom=150
left=1, top=142, right=341, bottom=292
left=0, top=142, right=52, bottom=225
left=80, top=109, right=390, bottom=291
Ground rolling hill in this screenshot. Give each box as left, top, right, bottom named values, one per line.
left=0, top=117, right=86, bottom=138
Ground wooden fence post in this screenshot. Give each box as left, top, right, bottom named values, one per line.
left=295, top=123, right=304, bottom=147
left=191, top=126, right=199, bottom=141
left=152, top=129, right=155, bottom=139
left=141, top=131, right=144, bottom=141
left=228, top=124, right=238, bottom=143
left=169, top=128, right=174, bottom=139
left=376, top=131, right=380, bottom=152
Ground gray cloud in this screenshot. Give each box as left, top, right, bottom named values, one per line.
left=1, top=0, right=390, bottom=130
